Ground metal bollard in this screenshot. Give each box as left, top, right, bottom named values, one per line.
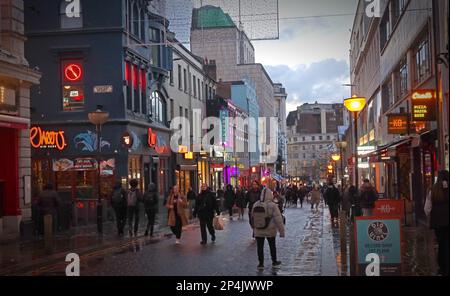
left=339, top=210, right=348, bottom=272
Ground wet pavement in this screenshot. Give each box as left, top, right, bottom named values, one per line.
left=7, top=202, right=339, bottom=276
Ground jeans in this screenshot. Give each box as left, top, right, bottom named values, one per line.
left=435, top=226, right=449, bottom=276
left=170, top=214, right=182, bottom=239
left=114, top=206, right=127, bottom=235
left=256, top=237, right=277, bottom=265
left=199, top=216, right=215, bottom=243
left=127, top=206, right=139, bottom=235
left=145, top=209, right=156, bottom=236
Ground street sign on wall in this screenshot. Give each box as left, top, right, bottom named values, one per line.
left=355, top=217, right=402, bottom=276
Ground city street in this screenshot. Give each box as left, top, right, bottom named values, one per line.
left=21, top=203, right=338, bottom=276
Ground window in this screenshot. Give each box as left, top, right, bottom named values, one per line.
left=209, top=86, right=212, bottom=99
left=327, top=135, right=330, bottom=140
left=178, top=65, right=182, bottom=89
left=201, top=82, right=204, bottom=100
left=185, top=108, right=189, bottom=121
left=396, top=58, right=408, bottom=99
left=303, top=153, right=306, bottom=159
left=193, top=75, right=197, bottom=97
left=133, top=4, right=139, bottom=36
left=169, top=70, right=174, bottom=85
left=140, top=69, right=147, bottom=114
left=319, top=136, right=323, bottom=141
left=132, top=64, right=140, bottom=112
left=294, top=137, right=297, bottom=142
left=312, top=136, right=315, bottom=141
left=140, top=9, right=145, bottom=41
left=62, top=60, right=85, bottom=111
left=198, top=78, right=201, bottom=100
left=150, top=91, right=166, bottom=124
left=302, top=146, right=305, bottom=151
left=170, top=99, right=174, bottom=120
left=150, top=28, right=160, bottom=67
left=312, top=153, right=316, bottom=159
left=382, top=78, right=393, bottom=113
left=183, top=69, right=187, bottom=92
left=0, top=85, right=18, bottom=115
left=179, top=106, right=183, bottom=117
left=312, top=145, right=315, bottom=150
left=414, top=34, right=431, bottom=85
left=319, top=145, right=323, bottom=149
left=380, top=7, right=391, bottom=50
left=392, top=0, right=408, bottom=26
left=125, top=61, right=132, bottom=110
left=302, top=137, right=305, bottom=141
left=60, top=0, right=83, bottom=29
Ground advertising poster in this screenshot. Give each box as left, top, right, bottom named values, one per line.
left=355, top=217, right=402, bottom=276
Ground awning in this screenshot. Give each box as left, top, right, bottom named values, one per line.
left=366, top=137, right=413, bottom=158
left=0, top=115, right=29, bottom=129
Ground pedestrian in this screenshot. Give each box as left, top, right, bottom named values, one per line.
left=166, top=185, right=188, bottom=244
left=143, top=183, right=159, bottom=237
left=341, top=184, right=353, bottom=220
left=235, top=186, right=247, bottom=220
left=359, top=179, right=378, bottom=217
left=126, top=179, right=142, bottom=237
left=111, top=181, right=127, bottom=236
left=424, top=170, right=449, bottom=276
left=252, top=181, right=285, bottom=270
left=292, top=185, right=298, bottom=208
left=325, top=182, right=341, bottom=227
left=298, top=186, right=305, bottom=208
left=194, top=183, right=220, bottom=245
left=37, top=183, right=60, bottom=234
left=246, top=180, right=262, bottom=238
left=224, top=184, right=236, bottom=220
left=310, top=185, right=321, bottom=211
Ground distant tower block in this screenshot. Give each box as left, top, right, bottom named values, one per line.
left=165, top=0, right=279, bottom=44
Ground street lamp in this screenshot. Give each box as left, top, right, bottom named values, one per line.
left=344, top=95, right=366, bottom=190
left=88, top=106, right=109, bottom=234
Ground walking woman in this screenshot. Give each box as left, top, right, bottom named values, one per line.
left=235, top=186, right=247, bottom=220
left=425, top=170, right=449, bottom=276
left=143, top=183, right=158, bottom=237
left=310, top=185, right=321, bottom=212
left=166, top=185, right=188, bottom=244
left=224, top=184, right=236, bottom=220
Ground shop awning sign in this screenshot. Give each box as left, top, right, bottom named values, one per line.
left=387, top=114, right=408, bottom=134
left=30, top=126, right=67, bottom=151
left=411, top=90, right=436, bottom=122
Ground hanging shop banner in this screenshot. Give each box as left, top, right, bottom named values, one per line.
left=387, top=114, right=408, bottom=134
left=373, top=200, right=405, bottom=220
left=355, top=217, right=402, bottom=276
left=53, top=158, right=98, bottom=172
left=30, top=126, right=67, bottom=151
left=411, top=90, right=436, bottom=122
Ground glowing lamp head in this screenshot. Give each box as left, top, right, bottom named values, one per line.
left=328, top=165, right=333, bottom=170
left=344, top=95, right=367, bottom=112
left=331, top=154, right=341, bottom=161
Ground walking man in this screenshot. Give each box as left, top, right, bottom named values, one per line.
left=194, top=183, right=220, bottom=245
left=126, top=179, right=142, bottom=237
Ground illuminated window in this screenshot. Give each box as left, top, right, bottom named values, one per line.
left=0, top=85, right=17, bottom=115
left=150, top=91, right=166, bottom=124
left=61, top=60, right=84, bottom=111
left=60, top=0, right=83, bottom=29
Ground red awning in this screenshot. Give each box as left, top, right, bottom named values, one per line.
left=0, top=120, right=28, bottom=129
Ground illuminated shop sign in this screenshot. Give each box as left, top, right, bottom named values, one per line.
left=30, top=127, right=67, bottom=151
left=63, top=63, right=83, bottom=82
left=387, top=114, right=408, bottom=134
left=148, top=128, right=157, bottom=147
left=121, top=132, right=133, bottom=148
left=411, top=90, right=436, bottom=122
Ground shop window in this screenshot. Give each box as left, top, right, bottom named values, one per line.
left=128, top=155, right=142, bottom=188
left=0, top=85, right=18, bottom=115
left=60, top=0, right=83, bottom=29
left=61, top=60, right=85, bottom=111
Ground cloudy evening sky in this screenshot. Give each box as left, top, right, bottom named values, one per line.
left=253, top=0, right=359, bottom=113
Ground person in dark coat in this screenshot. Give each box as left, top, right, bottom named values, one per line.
left=425, top=170, right=449, bottom=276
left=235, top=186, right=247, bottom=220
left=37, top=184, right=60, bottom=234
left=246, top=180, right=262, bottom=238
left=194, top=183, right=220, bottom=244
left=224, top=184, right=236, bottom=220
left=126, top=179, right=143, bottom=237
left=324, top=182, right=341, bottom=227
left=143, top=183, right=159, bottom=237
left=360, top=179, right=378, bottom=216
left=298, top=186, right=305, bottom=208
left=111, top=181, right=127, bottom=236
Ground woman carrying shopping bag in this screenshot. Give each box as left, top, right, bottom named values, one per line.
left=165, top=185, right=188, bottom=244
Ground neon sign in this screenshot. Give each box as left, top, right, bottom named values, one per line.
left=412, top=90, right=436, bottom=122
left=30, top=127, right=67, bottom=151
left=148, top=128, right=157, bottom=147
left=64, top=63, right=83, bottom=82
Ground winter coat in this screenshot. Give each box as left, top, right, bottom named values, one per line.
left=166, top=193, right=188, bottom=227
left=310, top=190, right=321, bottom=205
left=359, top=184, right=378, bottom=209
left=341, top=188, right=353, bottom=212
left=246, top=189, right=261, bottom=210
left=224, top=189, right=236, bottom=208
left=325, top=186, right=341, bottom=206
left=235, top=190, right=247, bottom=208
left=111, top=187, right=127, bottom=209
left=143, top=184, right=159, bottom=212
left=194, top=189, right=220, bottom=219
left=252, top=188, right=285, bottom=238
left=187, top=190, right=196, bottom=201
left=425, top=183, right=449, bottom=228
left=37, top=190, right=60, bottom=216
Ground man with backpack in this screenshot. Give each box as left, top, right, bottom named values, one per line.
left=251, top=182, right=285, bottom=271
left=127, top=179, right=143, bottom=237
left=360, top=179, right=378, bottom=217
left=111, top=181, right=127, bottom=236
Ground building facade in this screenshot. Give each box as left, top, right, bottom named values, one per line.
left=24, top=0, right=173, bottom=228
left=274, top=83, right=288, bottom=176
left=349, top=0, right=449, bottom=225
left=287, top=103, right=343, bottom=184
left=0, top=0, right=41, bottom=238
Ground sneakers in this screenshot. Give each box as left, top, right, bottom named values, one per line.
left=175, top=239, right=181, bottom=244
left=257, top=264, right=264, bottom=270
left=272, top=261, right=282, bottom=267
